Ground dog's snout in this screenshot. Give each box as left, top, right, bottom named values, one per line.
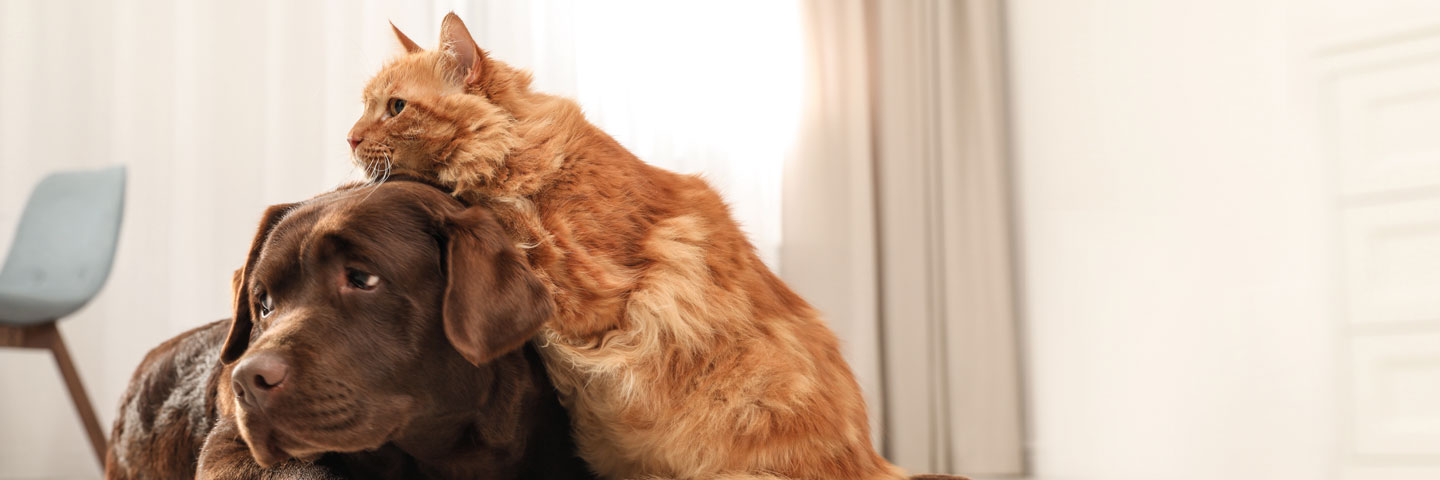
left=233, top=352, right=290, bottom=410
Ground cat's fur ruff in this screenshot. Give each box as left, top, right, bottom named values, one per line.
left=347, top=14, right=904, bottom=480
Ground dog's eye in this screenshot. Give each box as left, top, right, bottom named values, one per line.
left=346, top=268, right=380, bottom=290
left=258, top=294, right=274, bottom=318
left=386, top=98, right=406, bottom=117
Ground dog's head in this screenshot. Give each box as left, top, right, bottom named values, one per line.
left=219, top=181, right=552, bottom=467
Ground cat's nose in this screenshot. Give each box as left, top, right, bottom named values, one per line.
left=347, top=137, right=362, bottom=150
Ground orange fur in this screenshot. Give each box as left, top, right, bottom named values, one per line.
left=348, top=13, right=904, bottom=480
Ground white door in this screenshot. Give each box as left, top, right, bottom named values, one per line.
left=1010, top=1, right=1440, bottom=479
left=1314, top=3, right=1440, bottom=479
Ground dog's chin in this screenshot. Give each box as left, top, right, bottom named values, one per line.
left=236, top=397, right=415, bottom=468
left=234, top=410, right=294, bottom=468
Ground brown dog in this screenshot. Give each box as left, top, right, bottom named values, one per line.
left=105, top=180, right=592, bottom=479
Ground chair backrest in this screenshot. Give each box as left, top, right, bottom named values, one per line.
left=0, top=166, right=126, bottom=317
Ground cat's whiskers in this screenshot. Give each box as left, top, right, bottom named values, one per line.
left=357, top=152, right=393, bottom=204
left=333, top=152, right=379, bottom=199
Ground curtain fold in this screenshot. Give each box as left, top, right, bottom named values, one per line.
left=787, top=0, right=1025, bottom=475
left=784, top=0, right=886, bottom=451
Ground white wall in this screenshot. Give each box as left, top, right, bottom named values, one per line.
left=1007, top=1, right=1339, bottom=478
left=0, top=2, right=801, bottom=478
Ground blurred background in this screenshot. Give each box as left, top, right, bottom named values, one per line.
left=3, top=0, right=1440, bottom=479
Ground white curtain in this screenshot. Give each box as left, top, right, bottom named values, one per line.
left=868, top=1, right=1024, bottom=474
left=786, top=0, right=1025, bottom=475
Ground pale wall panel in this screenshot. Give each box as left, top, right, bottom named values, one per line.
left=1007, top=0, right=1339, bottom=479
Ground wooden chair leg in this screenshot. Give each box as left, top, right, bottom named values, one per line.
left=25, top=323, right=108, bottom=467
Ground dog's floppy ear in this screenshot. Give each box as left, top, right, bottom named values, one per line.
left=440, top=206, right=554, bottom=365
left=221, top=203, right=296, bottom=364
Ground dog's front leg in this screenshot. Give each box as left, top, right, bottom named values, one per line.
left=196, top=417, right=341, bottom=480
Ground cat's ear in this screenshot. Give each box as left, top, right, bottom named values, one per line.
left=390, top=21, right=423, bottom=54
left=439, top=12, right=490, bottom=87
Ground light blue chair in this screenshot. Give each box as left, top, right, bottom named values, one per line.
left=0, top=165, right=125, bottom=466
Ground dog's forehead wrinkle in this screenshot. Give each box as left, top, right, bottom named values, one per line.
left=258, top=203, right=324, bottom=267
left=298, top=222, right=343, bottom=269
left=254, top=231, right=304, bottom=294
left=340, top=200, right=443, bottom=257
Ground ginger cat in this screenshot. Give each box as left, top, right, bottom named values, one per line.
left=347, top=14, right=903, bottom=480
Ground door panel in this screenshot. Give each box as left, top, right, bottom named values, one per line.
left=1316, top=4, right=1440, bottom=478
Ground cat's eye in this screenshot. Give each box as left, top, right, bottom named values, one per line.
left=387, top=98, right=407, bottom=117
left=258, top=293, right=274, bottom=318
left=346, top=267, right=380, bottom=290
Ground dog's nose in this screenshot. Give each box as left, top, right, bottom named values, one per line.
left=233, top=352, right=290, bottom=410
left=347, top=137, right=362, bottom=150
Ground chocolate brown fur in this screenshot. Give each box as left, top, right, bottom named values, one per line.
left=105, top=181, right=592, bottom=479
left=106, top=320, right=227, bottom=479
